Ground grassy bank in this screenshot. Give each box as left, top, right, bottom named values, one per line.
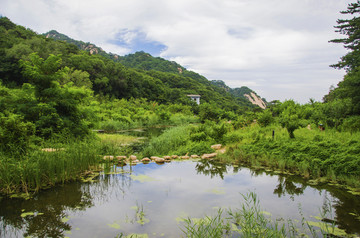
left=220, top=124, right=360, bottom=189
left=139, top=122, right=360, bottom=190
left=140, top=121, right=230, bottom=158
left=0, top=133, right=138, bottom=196
left=0, top=140, right=99, bottom=195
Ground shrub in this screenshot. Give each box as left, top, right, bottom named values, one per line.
left=341, top=116, right=360, bottom=132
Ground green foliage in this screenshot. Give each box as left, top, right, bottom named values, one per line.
left=326, top=2, right=360, bottom=116
left=257, top=109, right=273, bottom=127
left=330, top=2, right=360, bottom=71
left=0, top=113, right=35, bottom=155
left=278, top=100, right=303, bottom=138
left=198, top=103, right=223, bottom=122
left=341, top=115, right=360, bottom=132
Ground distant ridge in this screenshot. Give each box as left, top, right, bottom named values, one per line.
left=44, top=30, right=267, bottom=108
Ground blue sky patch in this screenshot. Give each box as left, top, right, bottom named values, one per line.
left=110, top=29, right=167, bottom=56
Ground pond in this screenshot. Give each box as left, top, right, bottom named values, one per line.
left=1, top=159, right=360, bottom=237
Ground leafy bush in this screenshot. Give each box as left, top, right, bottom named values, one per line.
left=0, top=113, right=35, bottom=155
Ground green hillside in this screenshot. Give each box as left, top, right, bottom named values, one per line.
left=43, top=30, right=264, bottom=108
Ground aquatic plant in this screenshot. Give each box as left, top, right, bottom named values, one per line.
left=180, top=209, right=230, bottom=238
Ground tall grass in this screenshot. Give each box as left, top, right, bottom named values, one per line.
left=181, top=209, right=229, bottom=238
left=140, top=125, right=214, bottom=157
left=141, top=125, right=191, bottom=157
left=0, top=139, right=103, bottom=195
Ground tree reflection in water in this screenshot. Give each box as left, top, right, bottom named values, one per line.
left=0, top=182, right=93, bottom=238
left=273, top=176, right=306, bottom=199
left=195, top=159, right=240, bottom=179
left=1, top=161, right=360, bottom=237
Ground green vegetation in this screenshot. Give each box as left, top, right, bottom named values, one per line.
left=0, top=139, right=100, bottom=194
left=0, top=16, right=256, bottom=195
left=1, top=1, right=360, bottom=198
left=180, top=192, right=347, bottom=238
left=222, top=124, right=360, bottom=188
left=141, top=121, right=231, bottom=157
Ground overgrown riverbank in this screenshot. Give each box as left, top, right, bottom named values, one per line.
left=139, top=122, right=360, bottom=191
left=219, top=124, right=360, bottom=190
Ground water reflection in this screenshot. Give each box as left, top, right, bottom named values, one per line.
left=1, top=160, right=359, bottom=237
left=194, top=159, right=360, bottom=235
left=273, top=176, right=306, bottom=199
left=0, top=183, right=93, bottom=238
left=195, top=159, right=242, bottom=179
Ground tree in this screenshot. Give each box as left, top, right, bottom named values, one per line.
left=330, top=1, right=360, bottom=72
left=327, top=1, right=360, bottom=116
left=19, top=53, right=92, bottom=138
left=279, top=100, right=302, bottom=138
left=257, top=109, right=273, bottom=127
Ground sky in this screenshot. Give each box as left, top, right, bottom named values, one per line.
left=0, top=0, right=355, bottom=103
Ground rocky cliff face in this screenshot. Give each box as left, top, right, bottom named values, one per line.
left=244, top=92, right=267, bottom=109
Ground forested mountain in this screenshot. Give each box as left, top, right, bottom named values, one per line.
left=0, top=17, right=255, bottom=111
left=43, top=30, right=265, bottom=108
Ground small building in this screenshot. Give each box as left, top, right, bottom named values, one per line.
left=187, top=94, right=201, bottom=105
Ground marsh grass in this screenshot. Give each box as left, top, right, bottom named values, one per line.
left=0, top=139, right=105, bottom=195
left=181, top=209, right=230, bottom=238
left=141, top=125, right=191, bottom=157
left=140, top=124, right=220, bottom=158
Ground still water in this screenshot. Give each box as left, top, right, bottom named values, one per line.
left=1, top=160, right=360, bottom=237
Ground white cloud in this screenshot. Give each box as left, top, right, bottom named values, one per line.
left=0, top=0, right=354, bottom=103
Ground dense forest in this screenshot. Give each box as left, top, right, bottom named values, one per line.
left=0, top=0, right=360, bottom=197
